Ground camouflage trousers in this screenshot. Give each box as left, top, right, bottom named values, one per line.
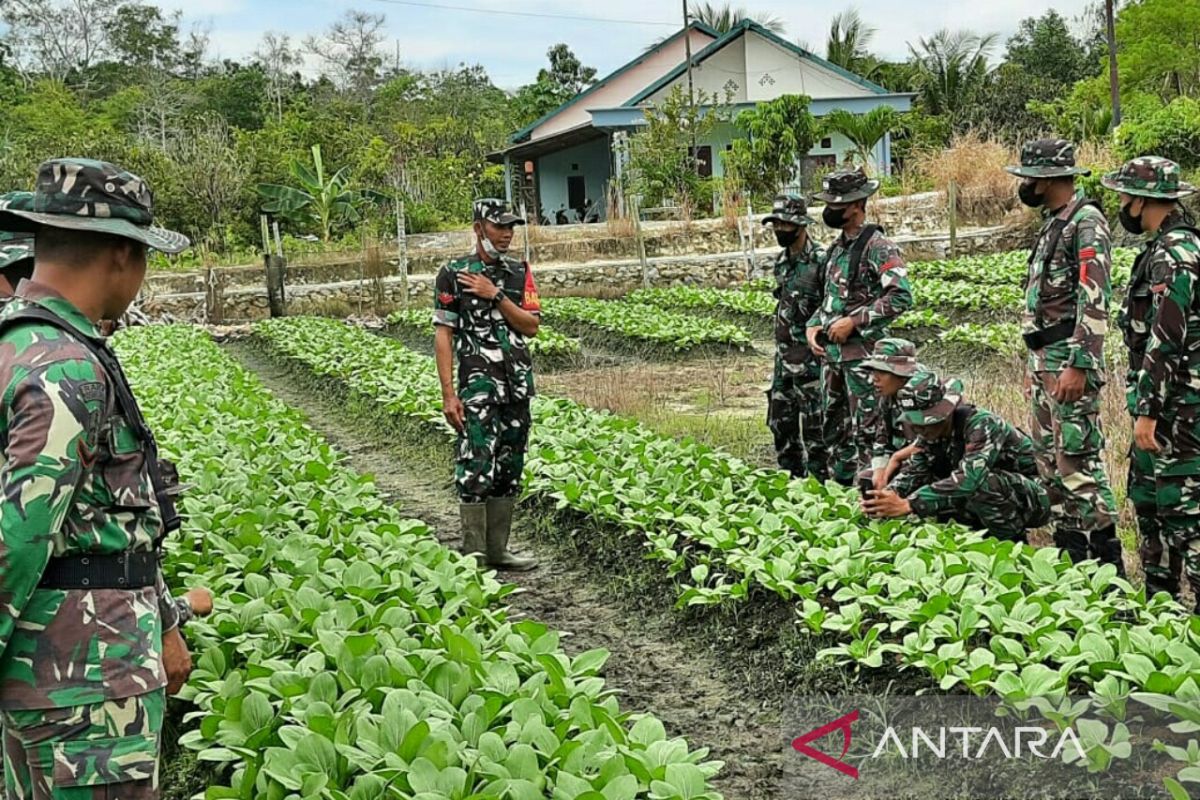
left=896, top=470, right=1050, bottom=542
left=2, top=689, right=162, bottom=800
left=821, top=360, right=876, bottom=486
left=1138, top=406, right=1200, bottom=607
left=1029, top=369, right=1117, bottom=533
left=456, top=400, right=531, bottom=503
left=766, top=357, right=826, bottom=480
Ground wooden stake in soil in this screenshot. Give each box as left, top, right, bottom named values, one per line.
left=948, top=178, right=958, bottom=258
left=395, top=197, right=409, bottom=310
left=632, top=195, right=650, bottom=288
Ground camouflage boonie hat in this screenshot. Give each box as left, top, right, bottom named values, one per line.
left=1101, top=156, right=1196, bottom=200
left=0, top=159, right=189, bottom=253
left=0, top=191, right=34, bottom=272
left=814, top=168, right=880, bottom=204
left=897, top=371, right=963, bottom=426
left=762, top=193, right=812, bottom=226
left=1005, top=139, right=1091, bottom=178
left=473, top=197, right=525, bottom=227
left=861, top=337, right=921, bottom=377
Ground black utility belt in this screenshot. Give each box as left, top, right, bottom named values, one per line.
left=1022, top=319, right=1075, bottom=350
left=39, top=551, right=158, bottom=590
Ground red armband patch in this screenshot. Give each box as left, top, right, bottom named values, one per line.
left=437, top=292, right=455, bottom=305
left=522, top=265, right=541, bottom=312
left=1079, top=247, right=1097, bottom=260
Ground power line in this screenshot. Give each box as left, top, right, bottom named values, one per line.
left=365, top=0, right=677, bottom=27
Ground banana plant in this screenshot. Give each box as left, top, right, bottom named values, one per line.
left=258, top=144, right=387, bottom=242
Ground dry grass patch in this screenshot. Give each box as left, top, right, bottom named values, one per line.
left=913, top=133, right=1019, bottom=224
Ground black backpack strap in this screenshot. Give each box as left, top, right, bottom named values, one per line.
left=0, top=307, right=180, bottom=539
left=847, top=224, right=883, bottom=287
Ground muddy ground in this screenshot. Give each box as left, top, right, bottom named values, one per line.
left=229, top=341, right=803, bottom=800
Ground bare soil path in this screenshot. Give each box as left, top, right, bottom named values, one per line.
left=227, top=341, right=789, bottom=800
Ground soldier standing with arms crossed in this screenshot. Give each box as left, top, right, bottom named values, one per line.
left=806, top=168, right=913, bottom=485
left=1105, top=157, right=1200, bottom=607
left=0, top=158, right=194, bottom=798
left=763, top=194, right=827, bottom=480
left=1007, top=140, right=1122, bottom=573
left=435, top=199, right=541, bottom=571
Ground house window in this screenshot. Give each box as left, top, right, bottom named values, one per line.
left=820, top=137, right=832, bottom=149
left=689, top=145, right=713, bottom=178
left=571, top=163, right=579, bottom=171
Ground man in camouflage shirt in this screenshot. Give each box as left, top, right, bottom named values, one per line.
left=1007, top=139, right=1121, bottom=571
left=0, top=192, right=34, bottom=299
left=806, top=168, right=913, bottom=485
left=763, top=194, right=827, bottom=479
left=435, top=198, right=541, bottom=571
left=859, top=338, right=923, bottom=491
left=1105, top=156, right=1200, bottom=608
left=0, top=158, right=194, bottom=798
left=863, top=372, right=1050, bottom=542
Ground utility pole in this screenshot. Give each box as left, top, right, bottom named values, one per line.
left=1105, top=0, right=1121, bottom=128
left=682, top=0, right=697, bottom=173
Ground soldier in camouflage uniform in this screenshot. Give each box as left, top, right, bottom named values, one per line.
left=1007, top=140, right=1121, bottom=571
left=434, top=198, right=541, bottom=571
left=806, top=168, right=913, bottom=485
left=1104, top=156, right=1200, bottom=607
left=858, top=338, right=923, bottom=491
left=0, top=158, right=195, bottom=798
left=763, top=194, right=827, bottom=479
left=863, top=372, right=1051, bottom=542
left=0, top=193, right=35, bottom=299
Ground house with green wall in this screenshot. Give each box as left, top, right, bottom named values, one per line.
left=490, top=19, right=914, bottom=223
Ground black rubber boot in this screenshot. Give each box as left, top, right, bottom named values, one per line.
left=460, top=502, right=487, bottom=558
left=1088, top=524, right=1127, bottom=578
left=1053, top=527, right=1090, bottom=565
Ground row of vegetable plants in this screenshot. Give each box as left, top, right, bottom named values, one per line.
left=540, top=297, right=752, bottom=352
left=251, top=318, right=1200, bottom=725
left=116, top=325, right=723, bottom=800
left=385, top=309, right=584, bottom=360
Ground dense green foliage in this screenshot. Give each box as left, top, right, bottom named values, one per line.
left=119, top=324, right=721, bottom=800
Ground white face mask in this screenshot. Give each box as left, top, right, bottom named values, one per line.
left=478, top=228, right=507, bottom=258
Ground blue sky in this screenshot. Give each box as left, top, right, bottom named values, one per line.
left=163, top=0, right=1098, bottom=89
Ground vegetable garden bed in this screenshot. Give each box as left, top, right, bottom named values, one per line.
left=384, top=308, right=585, bottom=370
left=118, top=325, right=724, bottom=800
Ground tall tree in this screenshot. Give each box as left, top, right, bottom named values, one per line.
left=512, top=44, right=596, bottom=126
left=304, top=10, right=387, bottom=105
left=907, top=29, right=998, bottom=121
left=1115, top=0, right=1200, bottom=100
left=1004, top=10, right=1094, bottom=85
left=1, top=0, right=127, bottom=83
left=255, top=32, right=301, bottom=123
left=691, top=3, right=785, bottom=34
left=825, top=8, right=880, bottom=79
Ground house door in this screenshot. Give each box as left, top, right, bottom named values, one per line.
left=690, top=145, right=713, bottom=178
left=567, top=175, right=586, bottom=220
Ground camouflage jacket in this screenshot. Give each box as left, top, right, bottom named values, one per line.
left=869, top=395, right=914, bottom=470
left=807, top=227, right=912, bottom=363
left=433, top=253, right=541, bottom=406
left=773, top=237, right=826, bottom=372
left=1022, top=196, right=1112, bottom=373
left=0, top=282, right=179, bottom=710
left=890, top=404, right=1040, bottom=517
left=1132, top=221, right=1200, bottom=418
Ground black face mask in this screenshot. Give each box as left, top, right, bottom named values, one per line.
left=823, top=206, right=849, bottom=229
left=1018, top=181, right=1045, bottom=208
left=1119, top=201, right=1145, bottom=234
left=775, top=228, right=800, bottom=248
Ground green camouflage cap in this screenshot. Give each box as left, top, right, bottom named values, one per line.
left=473, top=197, right=525, bottom=227
left=897, top=371, right=963, bottom=426
left=0, top=192, right=34, bottom=272
left=861, top=337, right=921, bottom=377
left=762, top=193, right=812, bottom=226
left=1005, top=139, right=1091, bottom=179
left=0, top=159, right=189, bottom=253
left=1101, top=156, right=1196, bottom=200
left=813, top=167, right=880, bottom=204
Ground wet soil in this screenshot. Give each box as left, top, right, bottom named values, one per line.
left=227, top=341, right=794, bottom=800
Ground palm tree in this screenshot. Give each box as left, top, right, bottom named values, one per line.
left=822, top=107, right=900, bottom=175
left=825, top=8, right=880, bottom=79
left=691, top=2, right=785, bottom=34
left=907, top=29, right=998, bottom=120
